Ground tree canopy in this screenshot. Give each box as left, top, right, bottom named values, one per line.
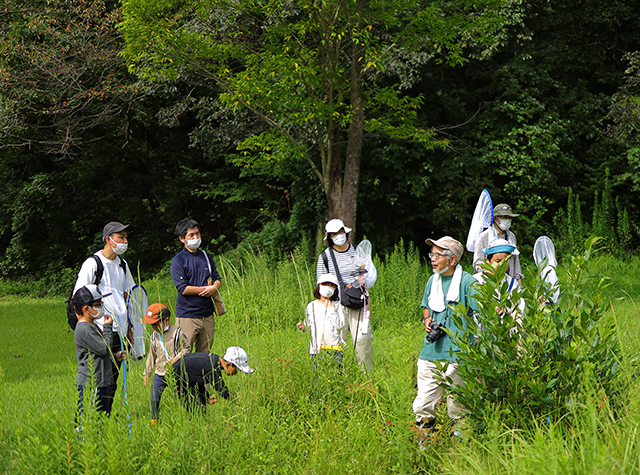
left=1, top=0, right=639, bottom=288
left=121, top=0, right=518, bottom=234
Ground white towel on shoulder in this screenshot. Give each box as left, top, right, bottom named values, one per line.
left=428, top=264, right=463, bottom=313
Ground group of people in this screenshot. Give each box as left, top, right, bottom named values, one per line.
left=414, top=203, right=559, bottom=441
left=297, top=219, right=377, bottom=373
left=71, top=218, right=253, bottom=427
left=70, top=206, right=559, bottom=439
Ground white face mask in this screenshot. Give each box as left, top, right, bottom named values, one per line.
left=163, top=322, right=170, bottom=332
left=497, top=218, right=511, bottom=232
left=185, top=237, right=201, bottom=250
left=319, top=285, right=335, bottom=298
left=91, top=305, right=105, bottom=320
left=109, top=238, right=128, bottom=256
left=332, top=233, right=347, bottom=246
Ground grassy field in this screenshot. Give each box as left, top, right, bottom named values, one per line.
left=1, top=245, right=640, bottom=474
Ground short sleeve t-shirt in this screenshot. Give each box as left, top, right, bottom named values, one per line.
left=419, top=270, right=478, bottom=363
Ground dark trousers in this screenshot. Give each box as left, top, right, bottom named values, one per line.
left=176, top=381, right=208, bottom=412
left=108, top=332, right=123, bottom=401
left=77, top=385, right=113, bottom=420
left=150, top=374, right=168, bottom=419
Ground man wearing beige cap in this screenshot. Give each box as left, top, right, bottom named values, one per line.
left=413, top=236, right=478, bottom=441
left=473, top=203, right=523, bottom=284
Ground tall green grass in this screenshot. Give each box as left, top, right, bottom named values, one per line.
left=1, top=246, right=640, bottom=473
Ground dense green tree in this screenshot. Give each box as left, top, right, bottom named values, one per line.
left=121, top=0, right=518, bottom=236
left=0, top=0, right=142, bottom=154
left=0, top=0, right=297, bottom=282
left=356, top=0, right=640, bottom=255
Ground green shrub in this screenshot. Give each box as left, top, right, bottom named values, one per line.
left=449, top=237, right=627, bottom=432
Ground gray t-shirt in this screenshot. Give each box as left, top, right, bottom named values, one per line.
left=75, top=321, right=114, bottom=387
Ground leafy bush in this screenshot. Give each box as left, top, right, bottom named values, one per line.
left=449, top=237, right=627, bottom=432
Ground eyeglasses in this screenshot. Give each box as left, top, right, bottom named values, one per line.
left=429, top=252, right=449, bottom=260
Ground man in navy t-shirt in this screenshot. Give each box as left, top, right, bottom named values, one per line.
left=170, top=218, right=222, bottom=353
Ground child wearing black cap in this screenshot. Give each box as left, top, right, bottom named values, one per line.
left=73, top=284, right=124, bottom=420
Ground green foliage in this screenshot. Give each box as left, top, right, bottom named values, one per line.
left=0, top=0, right=140, bottom=154
left=607, top=51, right=640, bottom=147
left=555, top=169, right=636, bottom=257
left=373, top=240, right=429, bottom=327
left=554, top=187, right=587, bottom=257
left=2, top=246, right=640, bottom=473
left=449, top=237, right=626, bottom=432
left=121, top=0, right=517, bottom=223
left=616, top=196, right=633, bottom=253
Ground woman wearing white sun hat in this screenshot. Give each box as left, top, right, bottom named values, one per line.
left=316, top=219, right=377, bottom=371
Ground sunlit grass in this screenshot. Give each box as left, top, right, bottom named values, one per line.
left=1, top=247, right=640, bottom=473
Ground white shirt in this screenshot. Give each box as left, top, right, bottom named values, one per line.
left=73, top=250, right=134, bottom=335
left=304, top=300, right=346, bottom=355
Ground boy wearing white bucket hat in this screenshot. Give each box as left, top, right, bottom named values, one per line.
left=172, top=347, right=254, bottom=411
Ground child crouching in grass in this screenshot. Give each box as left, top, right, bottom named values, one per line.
left=297, top=274, right=346, bottom=370
left=142, top=303, right=190, bottom=425
left=172, top=347, right=254, bottom=412
left=73, top=284, right=124, bottom=423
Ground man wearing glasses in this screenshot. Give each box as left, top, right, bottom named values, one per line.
left=413, top=236, right=478, bottom=442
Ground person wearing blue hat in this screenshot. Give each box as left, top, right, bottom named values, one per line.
left=473, top=238, right=525, bottom=317
left=473, top=203, right=523, bottom=285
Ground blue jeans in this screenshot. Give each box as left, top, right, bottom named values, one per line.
left=312, top=350, right=344, bottom=371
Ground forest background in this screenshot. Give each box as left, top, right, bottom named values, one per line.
left=2, top=0, right=640, bottom=292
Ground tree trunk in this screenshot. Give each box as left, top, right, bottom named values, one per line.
left=340, top=0, right=367, bottom=241
left=325, top=127, right=343, bottom=219
left=321, top=0, right=367, bottom=242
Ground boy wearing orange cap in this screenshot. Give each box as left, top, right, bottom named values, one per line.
left=143, top=303, right=191, bottom=423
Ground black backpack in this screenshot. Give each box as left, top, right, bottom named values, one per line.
left=65, top=255, right=104, bottom=331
